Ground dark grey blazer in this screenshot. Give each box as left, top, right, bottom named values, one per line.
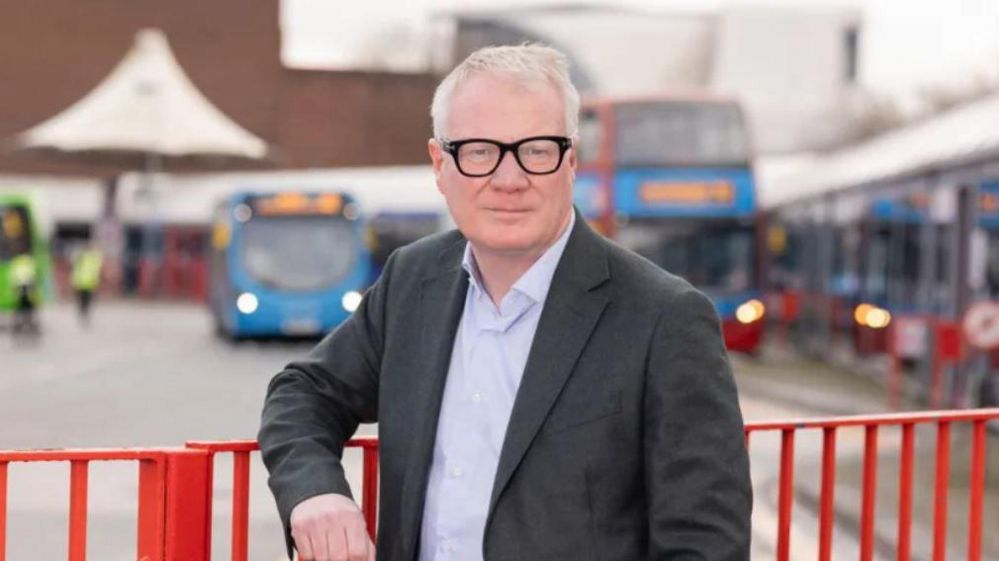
left=259, top=214, right=752, bottom=561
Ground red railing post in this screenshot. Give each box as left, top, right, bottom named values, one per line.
left=776, top=429, right=795, bottom=561
left=203, top=454, right=216, bottom=561
left=69, top=460, right=89, bottom=561
left=362, top=444, right=379, bottom=540
left=932, top=421, right=951, bottom=561
left=818, top=427, right=836, bottom=561
left=137, top=456, right=168, bottom=561
left=860, top=425, right=879, bottom=561
left=897, top=423, right=915, bottom=561
left=232, top=451, right=251, bottom=561
left=163, top=449, right=212, bottom=561
left=967, top=420, right=986, bottom=561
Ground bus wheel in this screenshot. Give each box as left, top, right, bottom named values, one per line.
left=213, top=315, right=235, bottom=342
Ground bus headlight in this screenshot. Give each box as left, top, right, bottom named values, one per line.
left=854, top=303, right=891, bottom=329
left=736, top=299, right=765, bottom=324
left=236, top=292, right=259, bottom=315
left=342, top=291, right=363, bottom=313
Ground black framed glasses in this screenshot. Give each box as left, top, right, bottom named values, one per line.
left=439, top=136, right=573, bottom=177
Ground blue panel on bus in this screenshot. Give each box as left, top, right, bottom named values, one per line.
left=573, top=172, right=606, bottom=219
left=870, top=197, right=927, bottom=222
left=978, top=181, right=999, bottom=228
left=611, top=168, right=755, bottom=218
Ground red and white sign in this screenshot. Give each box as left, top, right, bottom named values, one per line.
left=963, top=301, right=999, bottom=350
left=893, top=316, right=928, bottom=359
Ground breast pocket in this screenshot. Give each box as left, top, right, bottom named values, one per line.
left=541, top=388, right=623, bottom=437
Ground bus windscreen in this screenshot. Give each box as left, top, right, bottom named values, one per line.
left=241, top=215, right=356, bottom=291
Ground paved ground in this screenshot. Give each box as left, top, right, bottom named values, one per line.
left=0, top=301, right=994, bottom=560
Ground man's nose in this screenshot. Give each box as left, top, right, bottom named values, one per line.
left=489, top=150, right=528, bottom=190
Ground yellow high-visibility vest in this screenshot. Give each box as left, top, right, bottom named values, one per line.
left=9, top=253, right=37, bottom=288
left=72, top=250, right=103, bottom=291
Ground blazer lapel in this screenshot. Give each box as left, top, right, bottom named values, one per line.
left=399, top=238, right=468, bottom=559
left=487, top=217, right=611, bottom=520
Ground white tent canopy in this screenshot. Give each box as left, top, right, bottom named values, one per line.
left=16, top=29, right=268, bottom=160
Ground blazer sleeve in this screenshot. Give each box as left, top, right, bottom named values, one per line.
left=257, top=250, right=394, bottom=551
left=644, top=288, right=753, bottom=560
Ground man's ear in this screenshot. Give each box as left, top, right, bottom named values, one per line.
left=568, top=135, right=579, bottom=176
left=429, top=138, right=444, bottom=178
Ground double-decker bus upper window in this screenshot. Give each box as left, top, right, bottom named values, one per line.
left=241, top=215, right=356, bottom=291
left=614, top=101, right=748, bottom=167
left=577, top=108, right=603, bottom=165
left=0, top=205, right=31, bottom=259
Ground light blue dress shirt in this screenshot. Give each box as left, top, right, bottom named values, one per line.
left=419, top=212, right=576, bottom=561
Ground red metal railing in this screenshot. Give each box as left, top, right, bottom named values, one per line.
left=0, top=448, right=211, bottom=561
left=745, top=408, right=999, bottom=561
left=184, top=437, right=379, bottom=561
left=0, top=411, right=995, bottom=560
left=0, top=438, right=376, bottom=561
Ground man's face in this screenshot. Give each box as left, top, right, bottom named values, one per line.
left=429, top=73, right=576, bottom=261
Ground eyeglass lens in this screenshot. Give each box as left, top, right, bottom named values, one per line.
left=457, top=139, right=562, bottom=175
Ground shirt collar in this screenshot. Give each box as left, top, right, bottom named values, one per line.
left=461, top=210, right=575, bottom=305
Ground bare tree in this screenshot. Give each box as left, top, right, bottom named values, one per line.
left=918, top=71, right=998, bottom=115
left=848, top=91, right=907, bottom=142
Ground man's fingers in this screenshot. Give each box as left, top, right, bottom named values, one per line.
left=344, top=520, right=371, bottom=561
left=311, top=521, right=330, bottom=561
left=327, top=523, right=348, bottom=560
left=292, top=527, right=315, bottom=561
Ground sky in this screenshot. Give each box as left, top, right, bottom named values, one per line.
left=281, top=0, right=999, bottom=103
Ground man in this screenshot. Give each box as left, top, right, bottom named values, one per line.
left=260, top=44, right=751, bottom=561
left=70, top=244, right=102, bottom=326
left=9, top=251, right=39, bottom=336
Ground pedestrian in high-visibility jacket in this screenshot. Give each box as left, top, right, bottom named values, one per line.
left=71, top=246, right=102, bottom=326
left=9, top=252, right=39, bottom=335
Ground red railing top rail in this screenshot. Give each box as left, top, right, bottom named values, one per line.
left=746, top=407, right=999, bottom=432
left=185, top=440, right=259, bottom=453
left=0, top=448, right=180, bottom=463
left=184, top=436, right=379, bottom=454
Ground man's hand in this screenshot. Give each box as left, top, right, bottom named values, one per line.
left=290, top=493, right=375, bottom=561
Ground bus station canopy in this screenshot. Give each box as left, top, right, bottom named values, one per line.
left=762, top=92, right=999, bottom=209
left=15, top=29, right=268, bottom=161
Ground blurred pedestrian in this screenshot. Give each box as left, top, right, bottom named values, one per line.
left=260, top=44, right=751, bottom=561
left=71, top=244, right=103, bottom=326
left=9, top=251, right=39, bottom=336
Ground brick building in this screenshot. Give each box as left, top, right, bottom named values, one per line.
left=0, top=0, right=437, bottom=176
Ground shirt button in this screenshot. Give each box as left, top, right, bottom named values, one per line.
left=450, top=467, right=464, bottom=478
left=471, top=393, right=482, bottom=403
left=444, top=540, right=456, bottom=552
